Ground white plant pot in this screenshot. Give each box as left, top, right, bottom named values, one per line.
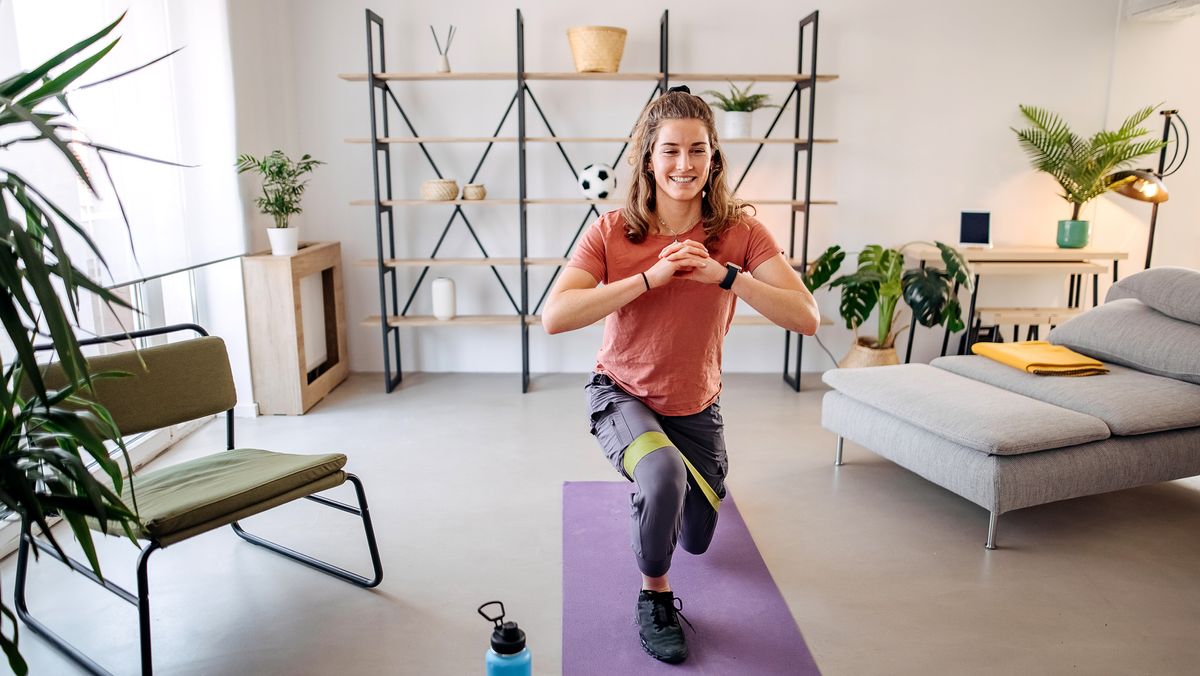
left=723, top=111, right=752, bottom=139
left=267, top=227, right=299, bottom=256
left=432, top=277, right=456, bottom=320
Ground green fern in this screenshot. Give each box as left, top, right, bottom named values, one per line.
left=1013, top=104, right=1167, bottom=219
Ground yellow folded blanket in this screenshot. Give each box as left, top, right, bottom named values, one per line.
left=971, top=340, right=1109, bottom=376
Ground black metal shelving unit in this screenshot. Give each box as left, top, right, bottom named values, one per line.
left=351, top=8, right=833, bottom=394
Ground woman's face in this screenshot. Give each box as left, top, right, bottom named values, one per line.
left=647, top=118, right=713, bottom=206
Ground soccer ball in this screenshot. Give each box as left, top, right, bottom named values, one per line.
left=578, top=163, right=617, bottom=200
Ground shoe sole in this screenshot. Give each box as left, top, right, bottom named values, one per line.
left=640, top=636, right=688, bottom=664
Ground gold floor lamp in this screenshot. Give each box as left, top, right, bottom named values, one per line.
left=1106, top=109, right=1189, bottom=269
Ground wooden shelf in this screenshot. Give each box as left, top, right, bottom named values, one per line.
left=525, top=72, right=663, bottom=81
left=339, top=72, right=516, bottom=81
left=356, top=257, right=570, bottom=268
left=673, top=72, right=838, bottom=83
left=364, top=314, right=523, bottom=327
left=346, top=136, right=519, bottom=144
left=364, top=313, right=833, bottom=330
left=969, top=261, right=1109, bottom=276
left=349, top=198, right=521, bottom=206
left=244, top=242, right=348, bottom=415
left=974, top=307, right=1084, bottom=325
left=350, top=198, right=835, bottom=208
left=907, top=245, right=1129, bottom=263
left=347, top=136, right=837, bottom=145
left=339, top=72, right=839, bottom=83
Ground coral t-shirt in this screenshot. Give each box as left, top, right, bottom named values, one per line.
left=567, top=209, right=782, bottom=416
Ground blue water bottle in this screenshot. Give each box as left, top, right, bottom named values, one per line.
left=479, top=600, right=532, bottom=676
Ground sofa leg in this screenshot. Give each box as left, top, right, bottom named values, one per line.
left=985, top=511, right=998, bottom=550
left=834, top=436, right=844, bottom=466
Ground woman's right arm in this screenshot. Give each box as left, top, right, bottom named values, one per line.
left=541, top=268, right=644, bottom=334
left=542, top=241, right=707, bottom=334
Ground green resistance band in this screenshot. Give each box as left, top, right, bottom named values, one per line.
left=622, top=431, right=721, bottom=512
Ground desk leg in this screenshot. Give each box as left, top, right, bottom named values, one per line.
left=940, top=278, right=961, bottom=357
left=959, top=274, right=981, bottom=355
left=1113, top=259, right=1119, bottom=284
left=1092, top=274, right=1099, bottom=308
left=904, top=261, right=925, bottom=363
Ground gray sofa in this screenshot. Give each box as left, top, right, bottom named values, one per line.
left=820, top=267, right=1200, bottom=549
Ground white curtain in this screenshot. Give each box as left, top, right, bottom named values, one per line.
left=5, top=0, right=246, bottom=287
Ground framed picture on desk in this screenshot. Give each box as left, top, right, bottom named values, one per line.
left=960, top=211, right=991, bottom=248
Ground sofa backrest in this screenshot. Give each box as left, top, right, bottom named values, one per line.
left=1049, top=267, right=1200, bottom=385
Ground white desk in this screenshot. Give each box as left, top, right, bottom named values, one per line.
left=903, top=246, right=1129, bottom=360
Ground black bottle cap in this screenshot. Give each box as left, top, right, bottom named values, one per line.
left=491, top=620, right=526, bottom=655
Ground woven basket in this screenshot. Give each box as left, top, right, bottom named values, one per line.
left=837, top=339, right=900, bottom=369
left=462, top=183, right=487, bottom=200
left=420, top=178, right=459, bottom=201
left=567, top=26, right=627, bottom=73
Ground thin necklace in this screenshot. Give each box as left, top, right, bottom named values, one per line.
left=657, top=216, right=693, bottom=242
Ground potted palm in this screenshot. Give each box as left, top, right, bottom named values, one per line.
left=702, top=82, right=778, bottom=138
left=1012, top=104, right=1167, bottom=248
left=0, top=13, right=168, bottom=674
left=236, top=150, right=324, bottom=255
left=803, top=242, right=974, bottom=367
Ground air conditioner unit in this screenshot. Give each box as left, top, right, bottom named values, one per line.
left=1125, top=0, right=1200, bottom=21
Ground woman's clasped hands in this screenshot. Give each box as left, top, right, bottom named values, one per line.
left=643, top=239, right=726, bottom=289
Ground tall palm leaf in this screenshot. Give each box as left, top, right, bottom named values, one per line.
left=0, top=13, right=185, bottom=673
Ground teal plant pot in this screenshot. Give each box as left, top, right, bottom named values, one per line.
left=1056, top=219, right=1090, bottom=248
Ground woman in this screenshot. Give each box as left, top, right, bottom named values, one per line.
left=543, top=86, right=820, bottom=664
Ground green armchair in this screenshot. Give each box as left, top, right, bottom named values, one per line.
left=15, top=323, right=382, bottom=674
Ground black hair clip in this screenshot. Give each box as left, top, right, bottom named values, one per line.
left=668, top=84, right=691, bottom=94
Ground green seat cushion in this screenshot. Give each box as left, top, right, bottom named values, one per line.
left=110, top=449, right=347, bottom=546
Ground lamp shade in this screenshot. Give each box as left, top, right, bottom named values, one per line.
left=1106, top=169, right=1169, bottom=203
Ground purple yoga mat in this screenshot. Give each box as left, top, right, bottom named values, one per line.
left=563, top=481, right=821, bottom=675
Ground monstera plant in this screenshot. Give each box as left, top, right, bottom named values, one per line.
left=0, top=13, right=181, bottom=673
left=804, top=242, right=973, bottom=366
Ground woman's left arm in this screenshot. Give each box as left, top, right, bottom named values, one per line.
left=730, top=254, right=821, bottom=335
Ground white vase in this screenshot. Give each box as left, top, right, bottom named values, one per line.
left=267, top=227, right=299, bottom=256
left=438, top=54, right=451, bottom=73
left=432, top=277, right=456, bottom=320
left=723, top=111, right=752, bottom=139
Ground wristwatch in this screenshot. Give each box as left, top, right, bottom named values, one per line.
left=719, top=262, right=742, bottom=290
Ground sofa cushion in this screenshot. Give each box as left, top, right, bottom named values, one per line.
left=932, top=355, right=1200, bottom=436
left=822, top=364, right=1110, bottom=455
left=1106, top=266, right=1200, bottom=324
left=1048, top=298, right=1200, bottom=385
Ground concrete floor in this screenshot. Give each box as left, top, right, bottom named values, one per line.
left=4, top=372, right=1200, bottom=675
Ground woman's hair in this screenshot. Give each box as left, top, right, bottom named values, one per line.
left=621, top=88, right=751, bottom=249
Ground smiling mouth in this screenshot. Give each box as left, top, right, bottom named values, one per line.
left=669, top=176, right=697, bottom=183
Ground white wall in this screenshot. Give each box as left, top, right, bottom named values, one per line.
left=227, top=0, right=1197, bottom=376
left=1103, top=7, right=1200, bottom=272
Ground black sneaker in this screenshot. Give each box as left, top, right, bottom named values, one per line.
left=636, top=590, right=694, bottom=663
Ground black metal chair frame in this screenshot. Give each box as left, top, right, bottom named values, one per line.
left=13, top=323, right=383, bottom=675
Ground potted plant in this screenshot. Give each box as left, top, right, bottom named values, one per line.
left=236, top=150, right=324, bottom=255
left=803, top=242, right=974, bottom=367
left=702, top=82, right=778, bottom=139
left=0, top=14, right=165, bottom=674
left=1012, top=104, right=1167, bottom=248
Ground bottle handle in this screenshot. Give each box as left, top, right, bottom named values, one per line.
left=478, top=600, right=505, bottom=627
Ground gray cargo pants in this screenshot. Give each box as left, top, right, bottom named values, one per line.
left=584, top=372, right=728, bottom=577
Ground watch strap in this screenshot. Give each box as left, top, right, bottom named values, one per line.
left=719, top=262, right=740, bottom=290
